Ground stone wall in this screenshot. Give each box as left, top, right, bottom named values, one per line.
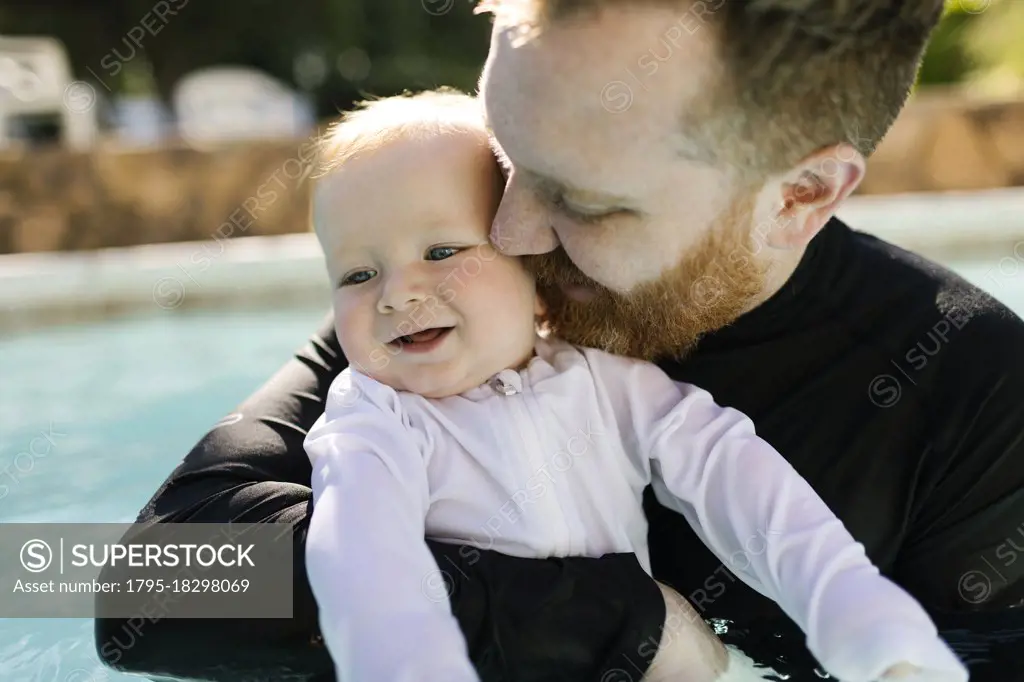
left=1, top=89, right=1023, bottom=254
left=0, top=137, right=317, bottom=254
left=858, top=89, right=1024, bottom=195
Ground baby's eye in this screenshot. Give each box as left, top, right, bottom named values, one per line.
left=426, top=246, right=460, bottom=261
left=341, top=270, right=376, bottom=286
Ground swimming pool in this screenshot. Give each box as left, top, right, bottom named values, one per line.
left=0, top=305, right=329, bottom=682
left=1, top=258, right=1023, bottom=682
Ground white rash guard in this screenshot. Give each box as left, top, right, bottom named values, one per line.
left=304, top=335, right=967, bottom=682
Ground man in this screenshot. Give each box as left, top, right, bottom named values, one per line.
left=96, top=1, right=1024, bottom=680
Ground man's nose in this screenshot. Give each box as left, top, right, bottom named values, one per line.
left=377, top=272, right=430, bottom=313
left=490, top=176, right=560, bottom=256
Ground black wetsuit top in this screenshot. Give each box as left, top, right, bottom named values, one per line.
left=95, top=218, right=1024, bottom=681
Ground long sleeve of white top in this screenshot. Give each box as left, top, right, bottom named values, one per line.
left=606, top=357, right=968, bottom=682
left=303, top=369, right=480, bottom=682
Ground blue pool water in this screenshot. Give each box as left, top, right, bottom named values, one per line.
left=0, top=304, right=329, bottom=682
left=1, top=259, right=1023, bottom=682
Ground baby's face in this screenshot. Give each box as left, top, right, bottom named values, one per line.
left=313, top=128, right=541, bottom=398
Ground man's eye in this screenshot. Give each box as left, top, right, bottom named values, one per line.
left=553, top=195, right=610, bottom=224
left=426, top=246, right=460, bottom=261
left=341, top=270, right=376, bottom=286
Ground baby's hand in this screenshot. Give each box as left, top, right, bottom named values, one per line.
left=643, top=582, right=729, bottom=682
left=882, top=662, right=922, bottom=679
left=879, top=662, right=967, bottom=682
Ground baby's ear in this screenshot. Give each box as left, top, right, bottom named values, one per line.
left=534, top=293, right=547, bottom=317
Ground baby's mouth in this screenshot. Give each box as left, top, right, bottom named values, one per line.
left=389, top=326, right=454, bottom=347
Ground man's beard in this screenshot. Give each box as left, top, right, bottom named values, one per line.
left=522, top=196, right=769, bottom=361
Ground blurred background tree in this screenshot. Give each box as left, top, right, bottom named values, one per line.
left=0, top=0, right=1021, bottom=121
left=0, top=0, right=492, bottom=118
left=918, top=0, right=1024, bottom=93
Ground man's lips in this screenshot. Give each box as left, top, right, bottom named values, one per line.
left=560, top=283, right=598, bottom=303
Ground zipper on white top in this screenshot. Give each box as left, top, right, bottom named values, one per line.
left=490, top=369, right=572, bottom=557
left=522, top=388, right=575, bottom=556
left=488, top=370, right=521, bottom=396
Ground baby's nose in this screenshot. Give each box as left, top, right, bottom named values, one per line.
left=377, top=274, right=430, bottom=313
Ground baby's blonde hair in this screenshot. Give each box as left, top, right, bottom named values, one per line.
left=312, top=87, right=486, bottom=180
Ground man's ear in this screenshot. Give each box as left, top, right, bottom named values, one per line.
left=764, top=142, right=865, bottom=250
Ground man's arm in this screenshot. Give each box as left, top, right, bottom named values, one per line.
left=95, top=311, right=667, bottom=682
left=93, top=311, right=345, bottom=681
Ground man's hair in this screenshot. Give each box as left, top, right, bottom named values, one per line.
left=477, top=0, right=945, bottom=179
left=313, top=87, right=484, bottom=179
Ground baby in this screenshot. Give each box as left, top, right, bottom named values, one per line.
left=302, top=88, right=968, bottom=682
